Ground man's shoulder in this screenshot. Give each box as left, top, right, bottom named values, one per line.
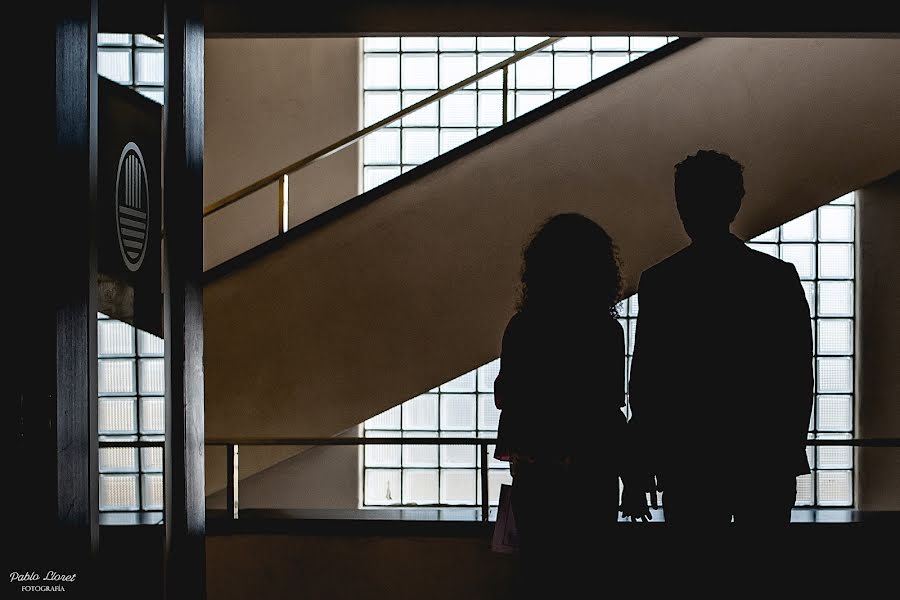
left=742, top=244, right=799, bottom=280
left=640, top=246, right=693, bottom=287
left=640, top=239, right=798, bottom=290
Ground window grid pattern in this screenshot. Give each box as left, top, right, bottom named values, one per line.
left=746, top=194, right=856, bottom=506
left=97, top=32, right=163, bottom=522
left=364, top=195, right=856, bottom=508
left=363, top=366, right=510, bottom=507
left=98, top=33, right=164, bottom=104
left=362, top=36, right=676, bottom=192
left=98, top=313, right=165, bottom=518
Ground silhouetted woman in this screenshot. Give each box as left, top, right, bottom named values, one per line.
left=494, top=213, right=625, bottom=593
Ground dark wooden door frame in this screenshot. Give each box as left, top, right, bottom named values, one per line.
left=11, top=0, right=99, bottom=590
left=56, top=0, right=100, bottom=557
left=12, top=1, right=206, bottom=596
left=163, top=1, right=206, bottom=597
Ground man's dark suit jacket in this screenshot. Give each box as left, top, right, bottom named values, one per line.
left=629, top=233, right=813, bottom=484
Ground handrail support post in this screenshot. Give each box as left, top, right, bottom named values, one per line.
left=226, top=443, right=239, bottom=519
left=480, top=442, right=490, bottom=522
left=502, top=66, right=509, bottom=124
left=278, top=174, right=289, bottom=234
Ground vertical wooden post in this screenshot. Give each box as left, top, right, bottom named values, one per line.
left=43, top=0, right=99, bottom=573
left=164, top=1, right=205, bottom=597
left=56, top=0, right=99, bottom=557
left=12, top=1, right=98, bottom=592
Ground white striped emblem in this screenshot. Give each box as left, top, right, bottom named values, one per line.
left=115, top=142, right=150, bottom=272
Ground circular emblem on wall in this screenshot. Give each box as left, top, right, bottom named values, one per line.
left=115, top=142, right=150, bottom=272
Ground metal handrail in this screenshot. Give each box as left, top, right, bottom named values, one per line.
left=99, top=440, right=166, bottom=448
left=99, top=437, right=899, bottom=523
left=199, top=436, right=899, bottom=522
left=201, top=437, right=900, bottom=447
left=97, top=437, right=900, bottom=448
left=209, top=437, right=497, bottom=522
left=202, top=36, right=564, bottom=224
left=204, top=436, right=496, bottom=446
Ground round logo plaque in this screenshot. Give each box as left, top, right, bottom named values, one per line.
left=115, top=142, right=150, bottom=272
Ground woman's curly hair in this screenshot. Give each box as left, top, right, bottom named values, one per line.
left=518, top=213, right=622, bottom=318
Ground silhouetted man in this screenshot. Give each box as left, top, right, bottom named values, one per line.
left=623, top=150, right=813, bottom=525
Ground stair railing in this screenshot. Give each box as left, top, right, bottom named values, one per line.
left=202, top=36, right=564, bottom=235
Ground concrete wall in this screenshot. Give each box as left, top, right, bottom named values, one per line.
left=205, top=527, right=892, bottom=599
left=204, top=37, right=360, bottom=269
left=207, top=534, right=515, bottom=600
left=203, top=38, right=900, bottom=498
left=857, top=172, right=900, bottom=511
left=203, top=37, right=361, bottom=497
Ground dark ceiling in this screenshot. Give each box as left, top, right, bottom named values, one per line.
left=99, top=2, right=900, bottom=37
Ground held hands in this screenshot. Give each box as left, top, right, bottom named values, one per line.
left=621, top=475, right=660, bottom=522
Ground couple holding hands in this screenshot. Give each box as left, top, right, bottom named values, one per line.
left=493, top=151, right=813, bottom=573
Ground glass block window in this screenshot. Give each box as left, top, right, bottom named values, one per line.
left=98, top=313, right=165, bottom=520
left=747, top=194, right=856, bottom=507
left=98, top=33, right=164, bottom=104
left=363, top=195, right=856, bottom=508
left=97, top=33, right=164, bottom=518
left=363, top=365, right=510, bottom=507
left=361, top=36, right=675, bottom=192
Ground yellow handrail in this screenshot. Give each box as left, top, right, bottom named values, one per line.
left=203, top=36, right=564, bottom=223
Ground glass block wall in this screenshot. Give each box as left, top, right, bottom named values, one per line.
left=361, top=35, right=677, bottom=507
left=747, top=194, right=857, bottom=506
left=361, top=36, right=676, bottom=192
left=98, top=314, right=165, bottom=521
left=365, top=196, right=857, bottom=508
left=363, top=367, right=509, bottom=506
left=361, top=34, right=856, bottom=506
left=98, top=33, right=164, bottom=104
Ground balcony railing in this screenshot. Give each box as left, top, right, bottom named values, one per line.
left=200, top=436, right=900, bottom=523
left=98, top=436, right=900, bottom=523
